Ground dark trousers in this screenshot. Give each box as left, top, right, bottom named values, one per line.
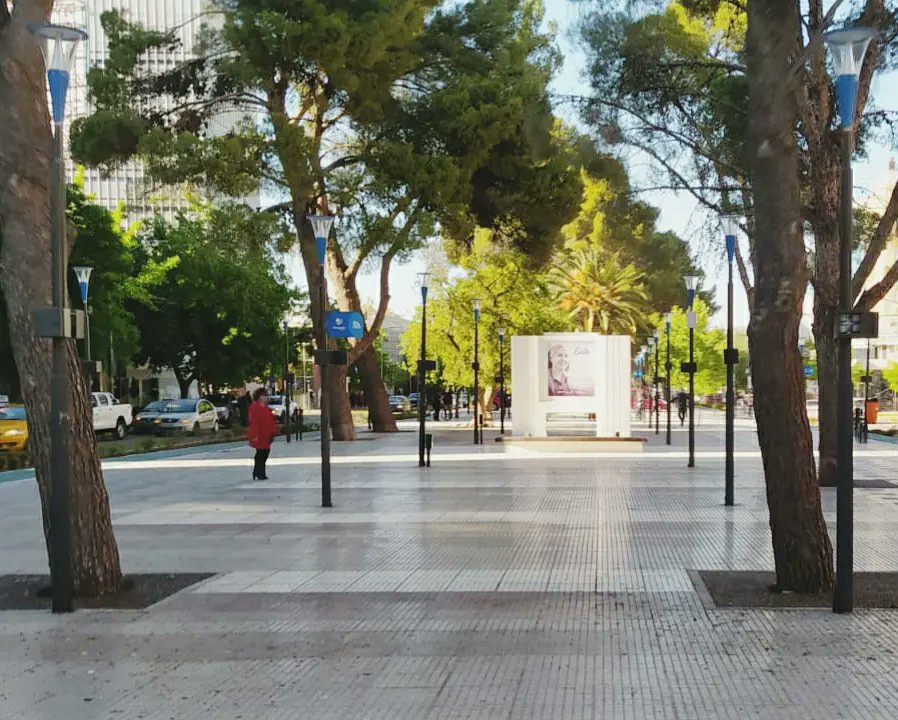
left=253, top=448, right=270, bottom=479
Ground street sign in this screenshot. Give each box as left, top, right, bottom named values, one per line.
left=634, top=369, right=644, bottom=379
left=836, top=311, right=878, bottom=339
left=804, top=366, right=814, bottom=377
left=326, top=311, right=365, bottom=339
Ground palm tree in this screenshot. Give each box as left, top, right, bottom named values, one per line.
left=548, top=247, right=651, bottom=334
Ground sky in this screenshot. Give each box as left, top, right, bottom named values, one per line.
left=345, top=0, right=898, bottom=332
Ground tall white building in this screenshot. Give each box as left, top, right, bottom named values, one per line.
left=52, top=0, right=217, bottom=219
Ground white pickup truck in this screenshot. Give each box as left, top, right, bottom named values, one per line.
left=91, top=392, right=133, bottom=439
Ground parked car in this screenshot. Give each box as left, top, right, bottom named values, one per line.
left=266, top=395, right=298, bottom=423
left=91, top=392, right=133, bottom=440
left=0, top=403, right=28, bottom=452
left=408, top=392, right=420, bottom=409
left=389, top=395, right=411, bottom=413
left=206, top=393, right=237, bottom=427
left=133, top=398, right=219, bottom=436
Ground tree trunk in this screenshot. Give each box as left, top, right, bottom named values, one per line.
left=814, top=300, right=839, bottom=487
left=173, top=369, right=192, bottom=399
left=0, top=3, right=122, bottom=597
left=746, top=0, right=833, bottom=592
left=355, top=347, right=397, bottom=432
left=327, top=363, right=356, bottom=440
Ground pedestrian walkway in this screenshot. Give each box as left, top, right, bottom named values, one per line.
left=2, top=416, right=898, bottom=718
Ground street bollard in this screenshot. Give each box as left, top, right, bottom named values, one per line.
left=425, top=433, right=433, bottom=467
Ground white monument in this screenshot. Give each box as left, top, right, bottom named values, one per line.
left=510, top=333, right=631, bottom=438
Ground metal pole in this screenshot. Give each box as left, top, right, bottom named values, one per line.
left=49, top=125, right=73, bottom=613
left=284, top=323, right=291, bottom=444
left=863, top=338, right=871, bottom=444
left=500, top=336, right=505, bottom=435
left=665, top=326, right=672, bottom=445
left=725, top=256, right=735, bottom=506
left=473, top=316, right=479, bottom=444
left=834, top=130, right=854, bottom=614
left=688, top=326, right=695, bottom=469
left=418, top=295, right=427, bottom=467
left=654, top=341, right=660, bottom=434
left=319, top=280, right=332, bottom=508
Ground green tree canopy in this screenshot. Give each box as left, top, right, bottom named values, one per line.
left=651, top=298, right=725, bottom=396
left=130, top=208, right=295, bottom=396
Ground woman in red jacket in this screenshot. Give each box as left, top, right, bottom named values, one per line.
left=248, top=387, right=278, bottom=481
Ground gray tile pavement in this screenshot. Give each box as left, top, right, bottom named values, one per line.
left=1, top=413, right=898, bottom=717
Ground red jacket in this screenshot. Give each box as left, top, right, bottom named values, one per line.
left=248, top=400, right=278, bottom=449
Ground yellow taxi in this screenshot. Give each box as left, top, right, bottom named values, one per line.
left=0, top=404, right=28, bottom=452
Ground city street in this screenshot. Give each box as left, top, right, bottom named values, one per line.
left=2, top=414, right=898, bottom=718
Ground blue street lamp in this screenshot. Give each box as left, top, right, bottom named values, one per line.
left=653, top=329, right=661, bottom=435
left=825, top=25, right=877, bottom=615
left=417, top=272, right=431, bottom=466
left=307, top=214, right=336, bottom=508
left=684, top=275, right=700, bottom=468
left=721, top=216, right=742, bottom=507
left=498, top=326, right=507, bottom=435
left=30, top=22, right=87, bottom=615
left=72, top=266, right=93, bottom=363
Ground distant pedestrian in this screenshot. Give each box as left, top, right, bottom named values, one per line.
left=248, top=387, right=278, bottom=481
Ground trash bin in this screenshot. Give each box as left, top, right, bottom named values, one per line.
left=866, top=399, right=879, bottom=424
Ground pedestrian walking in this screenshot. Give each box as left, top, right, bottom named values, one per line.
left=248, top=387, right=278, bottom=481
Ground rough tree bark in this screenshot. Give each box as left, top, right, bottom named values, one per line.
left=0, top=0, right=122, bottom=596
left=355, top=348, right=397, bottom=432
left=746, top=0, right=834, bottom=592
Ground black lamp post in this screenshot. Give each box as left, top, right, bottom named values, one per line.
left=826, top=26, right=878, bottom=615
left=31, top=22, right=88, bottom=614
left=498, top=325, right=507, bottom=435
left=283, top=315, right=291, bottom=444
left=722, top=215, right=741, bottom=506
left=473, top=299, right=481, bottom=444
left=665, top=312, right=672, bottom=445
left=653, top=329, right=660, bottom=435
left=418, top=272, right=431, bottom=467
left=684, top=275, right=699, bottom=469
left=308, top=214, right=336, bottom=508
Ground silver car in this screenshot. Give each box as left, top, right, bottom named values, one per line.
left=133, top=398, right=219, bottom=436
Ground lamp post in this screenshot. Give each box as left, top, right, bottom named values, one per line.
left=826, top=26, right=877, bottom=615
left=498, top=326, right=506, bottom=435
left=665, top=312, right=672, bottom=446
left=417, top=273, right=431, bottom=467
left=684, top=275, right=699, bottom=469
left=862, top=338, right=871, bottom=444
left=721, top=216, right=741, bottom=507
left=473, top=299, right=481, bottom=445
left=30, top=22, right=88, bottom=614
left=308, top=214, right=335, bottom=508
left=653, top=329, right=660, bottom=435
left=283, top=315, right=291, bottom=444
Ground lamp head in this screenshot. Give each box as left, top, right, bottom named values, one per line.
left=498, top=326, right=506, bottom=341
left=824, top=26, right=877, bottom=130
left=664, top=312, right=672, bottom=330
left=417, top=272, right=431, bottom=302
left=29, top=23, right=87, bottom=125
left=721, top=215, right=741, bottom=263
left=684, top=275, right=700, bottom=308
left=473, top=298, right=481, bottom=321
left=72, top=266, right=93, bottom=305
left=307, top=214, right=335, bottom=265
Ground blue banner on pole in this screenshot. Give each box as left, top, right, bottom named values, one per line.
left=326, top=311, right=365, bottom=339
left=804, top=366, right=814, bottom=377
left=634, top=369, right=644, bottom=379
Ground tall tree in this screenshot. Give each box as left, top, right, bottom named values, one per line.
left=746, top=0, right=833, bottom=592
left=579, top=0, right=898, bottom=486
left=72, top=0, right=580, bottom=438
left=0, top=0, right=121, bottom=596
